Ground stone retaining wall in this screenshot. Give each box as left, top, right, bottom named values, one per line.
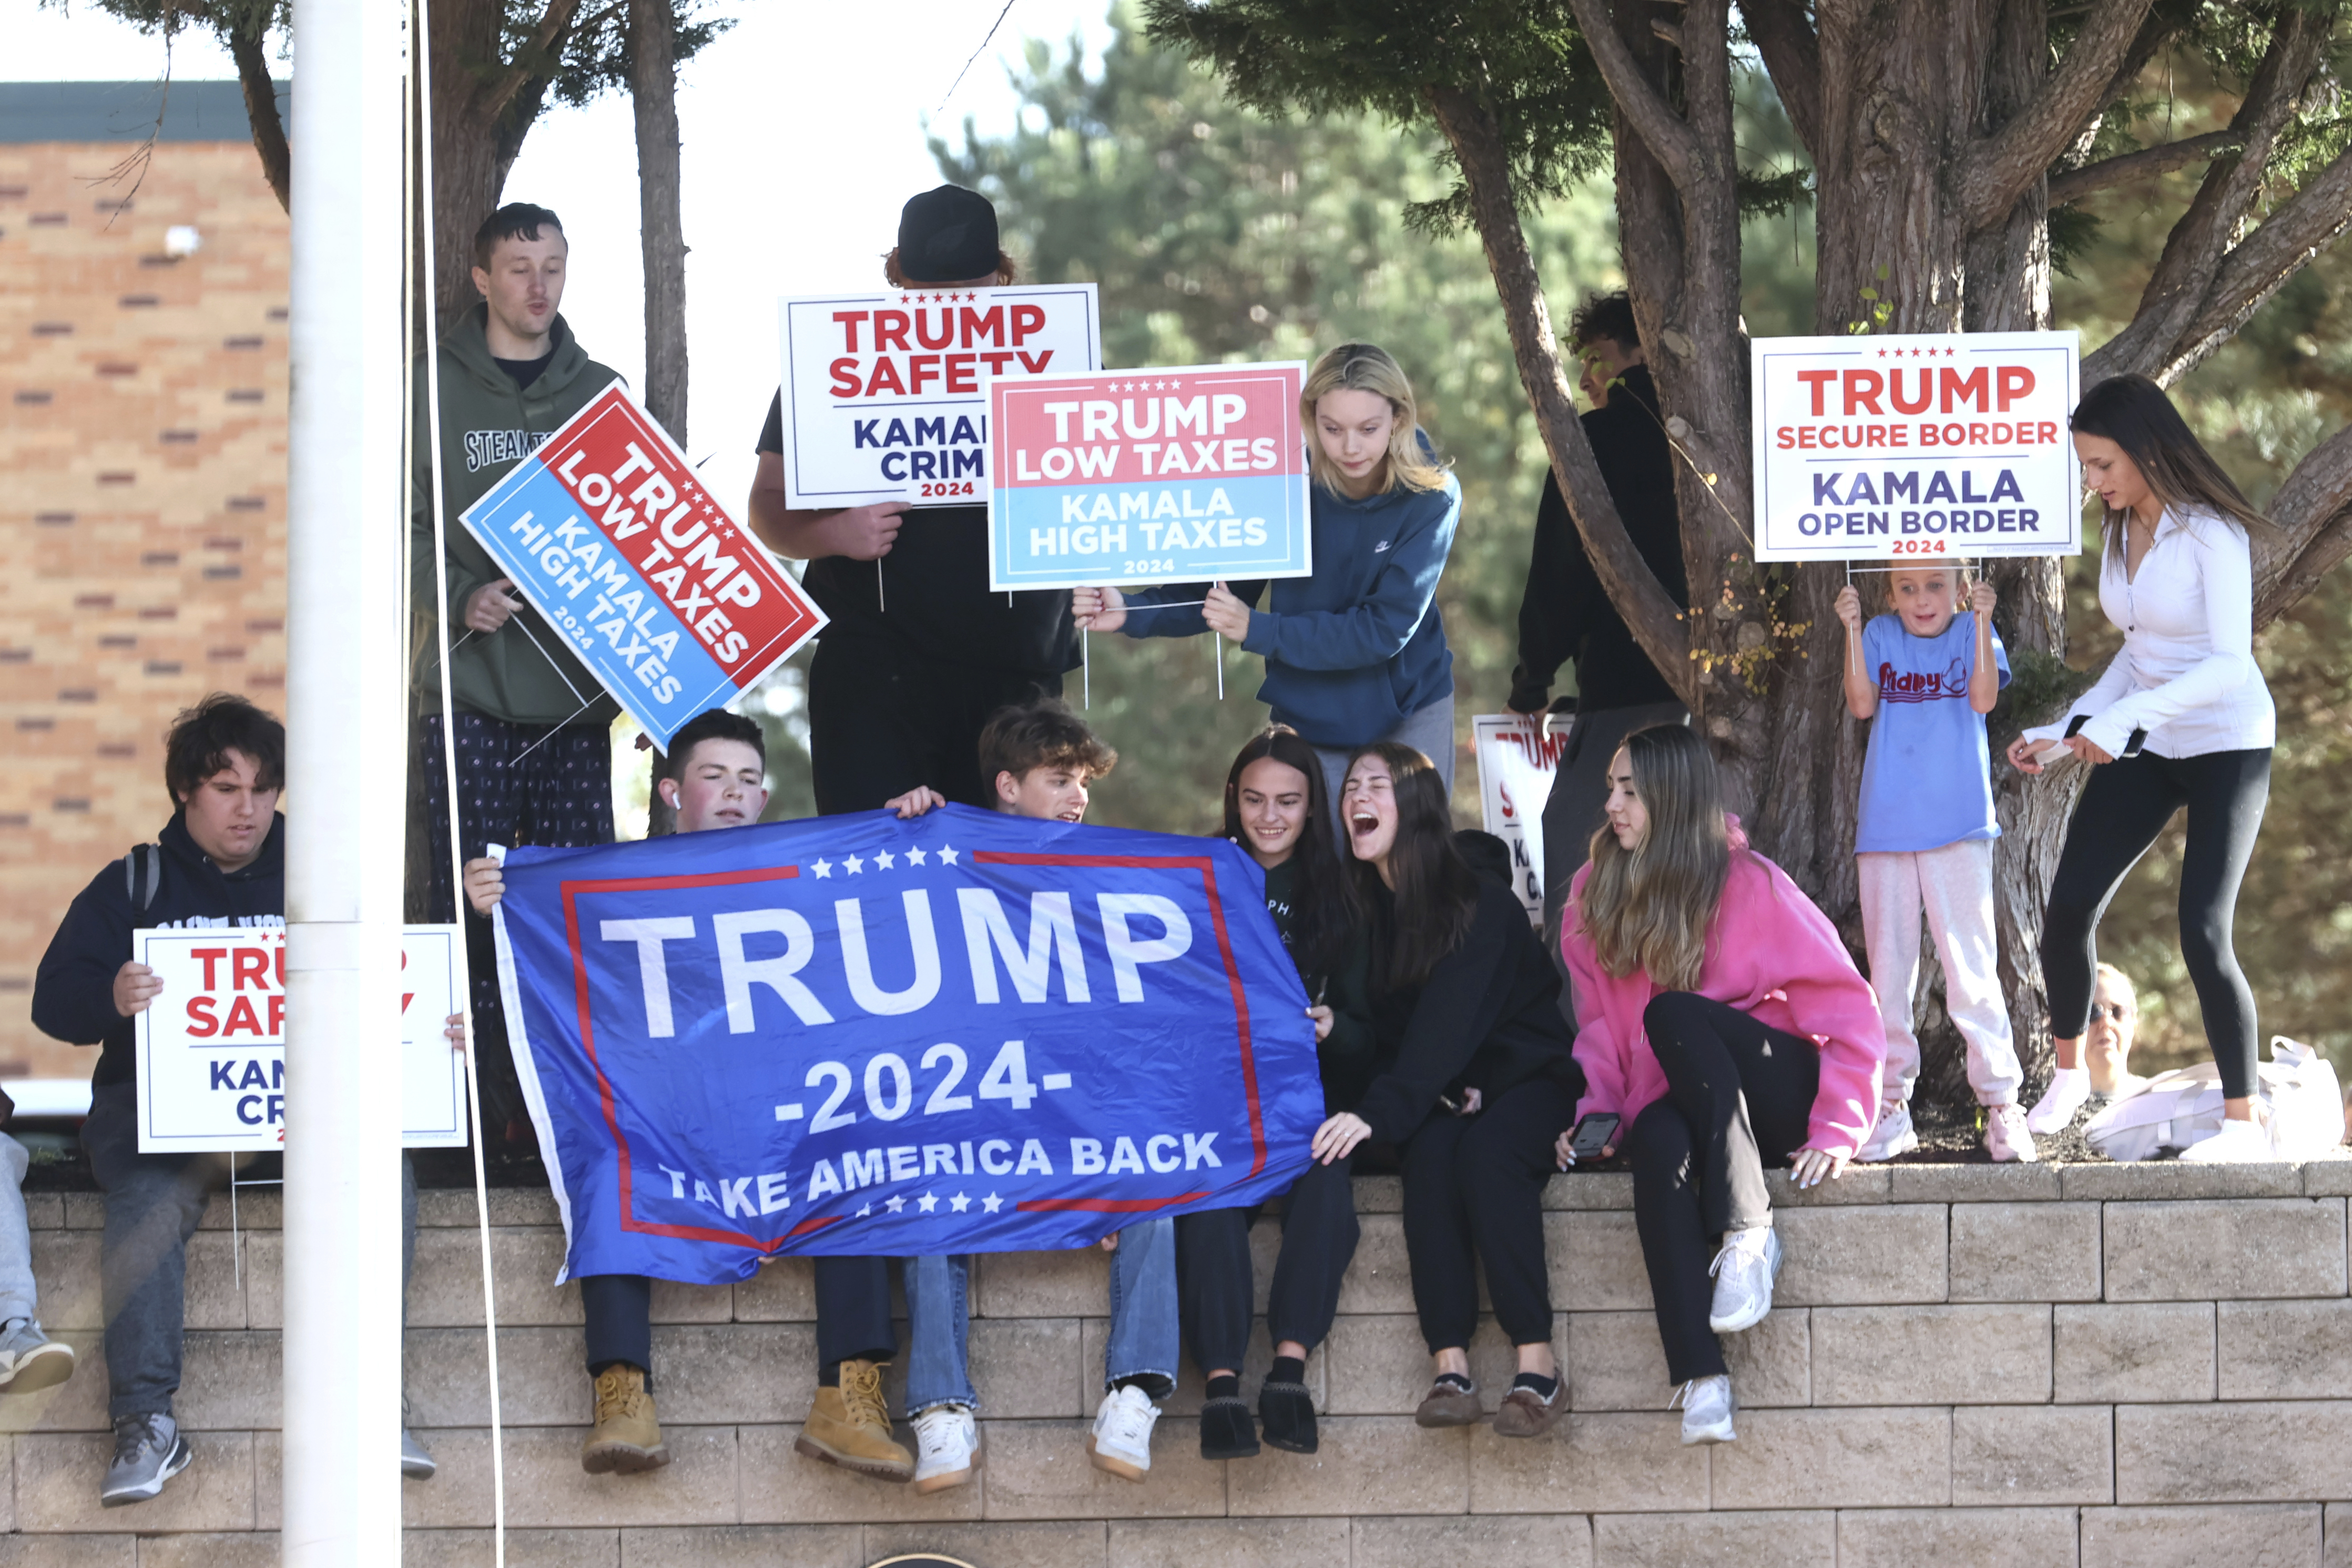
left=2, top=1157, right=2350, bottom=1565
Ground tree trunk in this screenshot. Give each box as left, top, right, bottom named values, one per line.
left=630, top=0, right=689, bottom=445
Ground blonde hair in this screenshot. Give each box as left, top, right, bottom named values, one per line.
left=1301, top=342, right=1448, bottom=495
left=1575, top=725, right=1729, bottom=991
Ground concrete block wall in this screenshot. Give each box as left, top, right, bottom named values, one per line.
left=0, top=1160, right=2349, bottom=1564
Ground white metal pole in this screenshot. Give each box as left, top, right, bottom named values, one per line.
left=281, top=0, right=408, bottom=1554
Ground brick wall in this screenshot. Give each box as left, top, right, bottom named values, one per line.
left=1, top=1159, right=2350, bottom=1565
left=0, top=137, right=290, bottom=1081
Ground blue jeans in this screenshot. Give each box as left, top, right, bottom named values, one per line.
left=0, top=1135, right=36, bottom=1325
left=903, top=1217, right=1181, bottom=1414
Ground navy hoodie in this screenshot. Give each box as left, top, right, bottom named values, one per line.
left=1121, top=467, right=1460, bottom=749
left=33, top=813, right=288, bottom=1090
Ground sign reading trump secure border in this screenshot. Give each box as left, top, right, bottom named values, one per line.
left=492, top=805, right=1324, bottom=1285
left=985, top=361, right=1311, bottom=591
left=1749, top=331, right=2081, bottom=561
left=459, top=383, right=827, bottom=750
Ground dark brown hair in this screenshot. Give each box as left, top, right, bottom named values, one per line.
left=2071, top=374, right=2270, bottom=552
left=1569, top=290, right=1640, bottom=353
left=1345, top=741, right=1477, bottom=990
left=473, top=202, right=564, bottom=270
left=1222, top=726, right=1358, bottom=980
left=658, top=709, right=765, bottom=783
left=882, top=249, right=1020, bottom=288
left=164, top=693, right=284, bottom=807
left=977, top=698, right=1116, bottom=799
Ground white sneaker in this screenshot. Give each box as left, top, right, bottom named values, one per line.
left=2025, top=1066, right=2090, bottom=1135
left=1983, top=1104, right=2038, bottom=1163
left=1673, top=1374, right=1736, bottom=1444
left=1856, top=1099, right=1918, bottom=1162
left=911, top=1403, right=980, bottom=1494
left=1086, top=1384, right=1159, bottom=1482
left=1707, top=1226, right=1782, bottom=1334
left=2178, top=1117, right=2273, bottom=1164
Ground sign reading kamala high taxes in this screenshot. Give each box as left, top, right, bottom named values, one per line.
left=132, top=926, right=470, bottom=1153
left=492, top=805, right=1324, bottom=1285
left=986, top=362, right=1311, bottom=592
left=1750, top=331, right=2081, bottom=561
left=778, top=285, right=1103, bottom=510
left=459, top=383, right=827, bottom=750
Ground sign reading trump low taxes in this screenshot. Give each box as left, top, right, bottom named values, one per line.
left=1750, top=331, right=2081, bottom=561
left=778, top=285, right=1103, bottom=510
left=492, top=804, right=1325, bottom=1284
left=459, top=383, right=827, bottom=750
left=986, top=362, right=1311, bottom=592
left=132, top=926, right=470, bottom=1153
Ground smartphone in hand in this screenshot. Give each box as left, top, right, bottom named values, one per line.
left=1565, top=1112, right=1621, bottom=1163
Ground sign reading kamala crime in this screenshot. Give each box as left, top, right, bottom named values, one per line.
left=985, top=361, right=1312, bottom=592
left=778, top=285, right=1103, bottom=511
left=492, top=804, right=1323, bottom=1285
left=1749, top=331, right=2082, bottom=561
left=459, top=383, right=828, bottom=750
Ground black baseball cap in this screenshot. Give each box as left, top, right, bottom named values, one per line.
left=897, top=185, right=1000, bottom=283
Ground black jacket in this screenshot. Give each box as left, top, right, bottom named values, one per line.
left=33, top=813, right=288, bottom=1088
left=1352, top=875, right=1583, bottom=1144
left=1259, top=854, right=1378, bottom=1114
left=1509, top=364, right=1687, bottom=714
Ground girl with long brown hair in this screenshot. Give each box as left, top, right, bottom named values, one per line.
left=1559, top=725, right=1882, bottom=1446
left=1309, top=742, right=1585, bottom=1439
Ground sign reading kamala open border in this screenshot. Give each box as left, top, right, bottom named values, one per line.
left=491, top=804, right=1325, bottom=1286
left=459, top=382, right=828, bottom=750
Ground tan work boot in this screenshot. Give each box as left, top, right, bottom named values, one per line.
left=795, top=1359, right=914, bottom=1482
left=581, top=1365, right=670, bottom=1474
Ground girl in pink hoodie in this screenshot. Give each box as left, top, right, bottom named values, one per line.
left=1556, top=725, right=1882, bottom=1445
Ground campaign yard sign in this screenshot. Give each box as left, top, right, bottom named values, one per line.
left=491, top=804, right=1325, bottom=1285
left=132, top=926, right=470, bottom=1153
left=778, top=285, right=1103, bottom=510
left=459, top=383, right=827, bottom=750
left=1472, top=715, right=1563, bottom=923
left=1750, top=331, right=2081, bottom=561
left=985, top=362, right=1312, bottom=592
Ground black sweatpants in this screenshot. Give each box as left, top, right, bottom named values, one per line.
left=806, top=634, right=1063, bottom=813
left=579, top=1256, right=895, bottom=1387
left=1398, top=1076, right=1576, bottom=1353
left=1625, top=991, right=1819, bottom=1384
left=1175, top=1155, right=1361, bottom=1374
left=2040, top=747, right=2271, bottom=1099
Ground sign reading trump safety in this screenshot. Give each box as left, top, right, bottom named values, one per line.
left=459, top=383, right=827, bottom=751
left=986, top=361, right=1311, bottom=591
left=1749, top=331, right=2081, bottom=561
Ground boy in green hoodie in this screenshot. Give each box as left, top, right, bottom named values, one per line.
left=410, top=202, right=625, bottom=1131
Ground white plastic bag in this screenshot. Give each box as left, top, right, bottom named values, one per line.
left=2083, top=1036, right=2343, bottom=1162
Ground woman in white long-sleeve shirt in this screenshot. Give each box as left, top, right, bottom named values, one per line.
left=2007, top=375, right=2276, bottom=1160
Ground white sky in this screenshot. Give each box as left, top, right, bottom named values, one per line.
left=7, top=0, right=1113, bottom=509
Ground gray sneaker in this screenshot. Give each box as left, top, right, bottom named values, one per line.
left=401, top=1428, right=437, bottom=1480
left=100, top=1413, right=192, bottom=1508
left=0, top=1318, right=75, bottom=1394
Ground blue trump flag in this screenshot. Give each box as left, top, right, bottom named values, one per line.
left=493, top=804, right=1324, bottom=1285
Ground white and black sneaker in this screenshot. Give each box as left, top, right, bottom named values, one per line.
left=100, top=1412, right=192, bottom=1508
left=0, top=1317, right=75, bottom=1394
left=1672, top=1374, right=1736, bottom=1445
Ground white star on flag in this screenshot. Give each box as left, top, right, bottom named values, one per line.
left=938, top=844, right=960, bottom=865
left=949, top=1192, right=971, bottom=1213
left=876, top=849, right=895, bottom=870
left=811, top=857, right=833, bottom=878
left=885, top=1194, right=907, bottom=1213
left=918, top=1192, right=940, bottom=1213
left=907, top=846, right=928, bottom=866
left=981, top=1193, right=1003, bottom=1214
left=844, top=853, right=865, bottom=874
left=856, top=1204, right=872, bottom=1218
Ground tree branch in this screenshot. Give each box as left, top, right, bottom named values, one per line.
left=1562, top=0, right=1702, bottom=191
left=2256, top=422, right=2352, bottom=629
left=2145, top=140, right=2352, bottom=383
left=2049, top=129, right=2242, bottom=206
left=1960, top=0, right=2155, bottom=230
left=484, top=0, right=591, bottom=126
left=1741, top=0, right=1821, bottom=159
left=1426, top=82, right=1696, bottom=708
left=228, top=26, right=288, bottom=214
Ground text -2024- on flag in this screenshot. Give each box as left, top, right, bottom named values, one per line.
left=493, top=805, right=1324, bottom=1285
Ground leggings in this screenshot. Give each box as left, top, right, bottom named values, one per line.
left=1625, top=992, right=1819, bottom=1384
left=1175, top=1154, right=1361, bottom=1374
left=2040, top=748, right=2270, bottom=1098
left=1398, top=1076, right=1577, bottom=1353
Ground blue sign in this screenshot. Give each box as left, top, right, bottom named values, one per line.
left=493, top=806, right=1324, bottom=1284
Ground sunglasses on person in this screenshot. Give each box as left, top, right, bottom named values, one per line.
left=2089, top=1002, right=2133, bottom=1023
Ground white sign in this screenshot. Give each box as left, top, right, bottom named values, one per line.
left=1749, top=331, right=2081, bottom=561
left=1472, top=715, right=1564, bottom=923
left=132, top=926, right=471, bottom=1153
left=778, top=284, right=1103, bottom=510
